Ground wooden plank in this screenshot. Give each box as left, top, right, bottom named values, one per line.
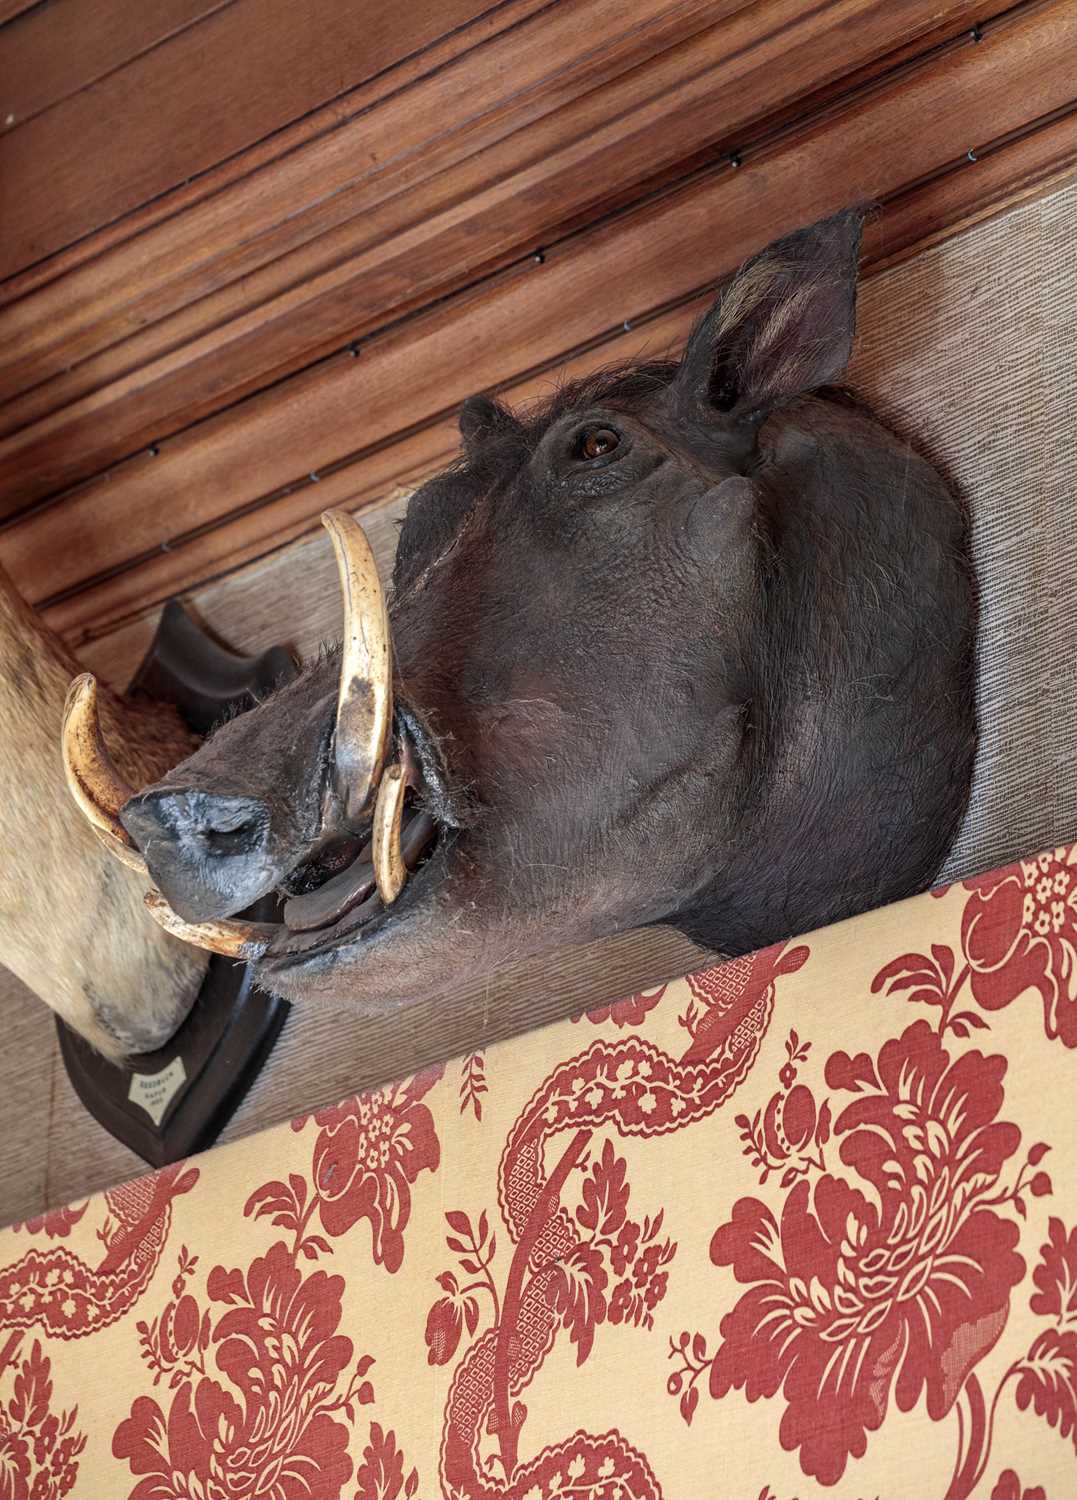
left=0, top=0, right=233, bottom=133
left=0, top=0, right=498, bottom=279
left=0, top=0, right=985, bottom=495
left=4, top=0, right=1073, bottom=620
left=0, top=0, right=733, bottom=412
left=0, top=0, right=38, bottom=23
left=863, top=111, right=1077, bottom=270
left=0, top=0, right=555, bottom=306
left=59, top=125, right=1077, bottom=659
left=0, top=0, right=970, bottom=389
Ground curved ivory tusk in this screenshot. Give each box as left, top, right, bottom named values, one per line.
left=322, top=509, right=392, bottom=826
left=94, top=826, right=150, bottom=878
left=143, top=890, right=275, bottom=960
left=62, top=673, right=138, bottom=847
left=371, top=762, right=407, bottom=905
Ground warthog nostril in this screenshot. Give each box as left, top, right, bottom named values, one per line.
left=190, top=800, right=267, bottom=858
left=200, top=820, right=262, bottom=855
left=119, top=787, right=276, bottom=922
left=121, top=789, right=268, bottom=855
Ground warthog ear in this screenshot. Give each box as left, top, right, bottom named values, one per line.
left=458, top=392, right=524, bottom=451
left=672, top=206, right=865, bottom=425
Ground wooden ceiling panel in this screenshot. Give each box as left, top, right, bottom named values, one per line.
left=0, top=0, right=743, bottom=427
left=0, top=0, right=1072, bottom=658
left=0, top=0, right=986, bottom=500
left=44, top=115, right=1077, bottom=654
left=0, top=0, right=232, bottom=132
left=0, top=0, right=557, bottom=302
left=0, top=0, right=39, bottom=23
left=0, top=0, right=499, bottom=278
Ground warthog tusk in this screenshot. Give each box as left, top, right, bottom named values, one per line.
left=62, top=673, right=139, bottom=851
left=372, top=762, right=407, bottom=905
left=143, top=889, right=275, bottom=960
left=93, top=825, right=149, bottom=878
left=322, top=509, right=392, bottom=826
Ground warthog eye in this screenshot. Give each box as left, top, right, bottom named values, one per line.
left=576, top=426, right=621, bottom=461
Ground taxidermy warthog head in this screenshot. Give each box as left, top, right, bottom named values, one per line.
left=66, top=207, right=976, bottom=1011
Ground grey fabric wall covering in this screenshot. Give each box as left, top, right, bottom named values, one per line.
left=849, top=182, right=1077, bottom=882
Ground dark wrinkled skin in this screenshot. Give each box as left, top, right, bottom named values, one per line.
left=122, top=209, right=977, bottom=1010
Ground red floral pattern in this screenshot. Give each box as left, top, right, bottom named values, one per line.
left=354, top=1423, right=420, bottom=1499
left=1029, top=1216, right=1077, bottom=1324
left=703, top=1021, right=1032, bottom=1485
left=9, top=1207, right=86, bottom=1242
left=294, top=1068, right=442, bottom=1273
left=110, top=1071, right=443, bottom=1498
left=3, top=845, right=1077, bottom=1497
left=1010, top=1215, right=1077, bottom=1458
left=134, top=1245, right=209, bottom=1387
left=991, top=1472, right=1046, bottom=1500
left=0, top=1340, right=84, bottom=1500
left=576, top=986, right=667, bottom=1028
left=459, top=1053, right=488, bottom=1120
left=962, top=846, right=1077, bottom=1045
left=679, top=947, right=809, bottom=1062
left=734, top=1029, right=831, bottom=1188
left=113, top=1236, right=368, bottom=1500
left=424, top=1210, right=496, bottom=1369
left=0, top=1165, right=196, bottom=1343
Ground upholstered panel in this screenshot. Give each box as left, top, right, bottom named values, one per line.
left=2, top=845, right=1074, bottom=1496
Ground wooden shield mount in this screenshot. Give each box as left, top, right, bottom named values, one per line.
left=56, top=604, right=298, bottom=1168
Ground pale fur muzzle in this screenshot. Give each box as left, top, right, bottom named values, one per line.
left=0, top=564, right=207, bottom=1060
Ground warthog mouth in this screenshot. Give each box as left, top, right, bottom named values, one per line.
left=62, top=510, right=459, bottom=978
left=265, top=708, right=452, bottom=961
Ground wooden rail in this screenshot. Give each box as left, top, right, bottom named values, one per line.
left=0, top=0, right=1072, bottom=651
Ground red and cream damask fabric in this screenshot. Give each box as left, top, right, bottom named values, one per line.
left=2, top=847, right=1076, bottom=1497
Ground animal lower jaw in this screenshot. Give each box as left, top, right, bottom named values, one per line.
left=279, top=804, right=438, bottom=933
left=262, top=830, right=456, bottom=967
left=134, top=763, right=448, bottom=968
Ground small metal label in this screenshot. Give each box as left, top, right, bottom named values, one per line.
left=127, top=1056, right=187, bottom=1127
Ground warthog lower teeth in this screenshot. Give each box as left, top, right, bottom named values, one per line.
left=94, top=825, right=149, bottom=878
left=322, top=509, right=392, bottom=827
left=143, top=889, right=275, bottom=960
left=372, top=763, right=407, bottom=905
